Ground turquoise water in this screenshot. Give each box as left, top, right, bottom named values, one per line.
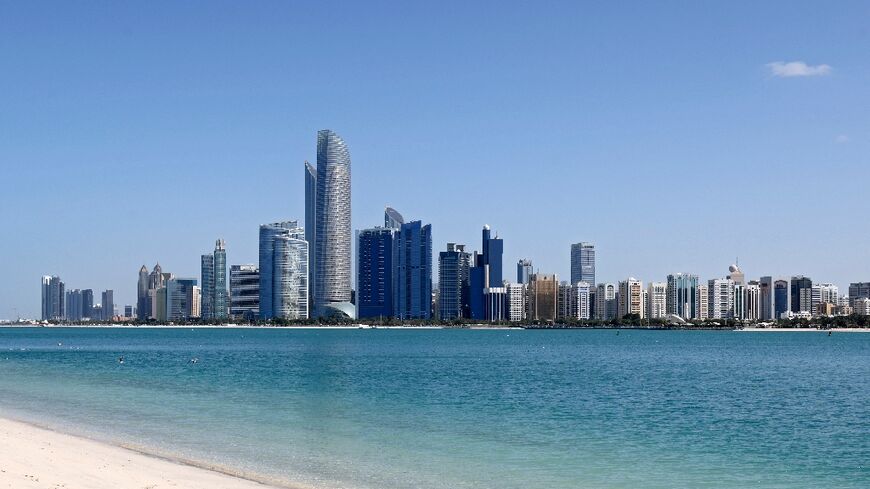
left=0, top=328, right=867, bottom=488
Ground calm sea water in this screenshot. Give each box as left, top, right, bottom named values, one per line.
left=0, top=327, right=867, bottom=488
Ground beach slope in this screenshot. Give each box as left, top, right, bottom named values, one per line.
left=0, top=417, right=282, bottom=489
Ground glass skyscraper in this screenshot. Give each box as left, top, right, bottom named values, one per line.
left=312, top=129, right=352, bottom=316
left=470, top=225, right=503, bottom=319
left=439, top=243, right=471, bottom=320
left=357, top=227, right=396, bottom=319
left=273, top=234, right=309, bottom=320
left=666, top=273, right=699, bottom=319
left=570, top=242, right=595, bottom=286
left=213, top=239, right=227, bottom=319
left=304, top=161, right=316, bottom=311
left=200, top=253, right=214, bottom=319
left=259, top=221, right=300, bottom=319
left=230, top=264, right=260, bottom=320
left=516, top=259, right=533, bottom=285
left=394, top=220, right=432, bottom=320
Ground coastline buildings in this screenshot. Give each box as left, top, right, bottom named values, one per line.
left=646, top=282, right=667, bottom=319
left=200, top=239, right=228, bottom=320
left=311, top=129, right=353, bottom=317
left=527, top=274, right=557, bottom=321
left=101, top=290, right=114, bottom=320
left=393, top=220, right=432, bottom=320
left=516, top=259, right=533, bottom=285
left=65, top=289, right=83, bottom=321
left=259, top=221, right=309, bottom=320
left=575, top=281, right=592, bottom=320
left=166, top=278, right=198, bottom=320
left=41, top=276, right=64, bottom=321
left=595, top=283, right=617, bottom=320
left=438, top=243, right=471, bottom=321
left=137, top=266, right=149, bottom=320
left=357, top=226, right=396, bottom=319
left=618, top=278, right=644, bottom=319
left=790, top=276, right=812, bottom=313
left=230, top=265, right=259, bottom=320
left=470, top=226, right=504, bottom=320
left=666, top=273, right=698, bottom=320
left=570, top=242, right=595, bottom=286
left=707, top=278, right=735, bottom=319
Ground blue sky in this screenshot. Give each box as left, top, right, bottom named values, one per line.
left=2, top=1, right=868, bottom=318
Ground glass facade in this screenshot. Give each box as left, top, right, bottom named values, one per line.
left=439, top=243, right=471, bottom=320
left=259, top=221, right=302, bottom=319
left=230, top=264, right=259, bottom=320
left=356, top=227, right=395, bottom=319
left=273, top=234, right=309, bottom=320
left=666, top=273, right=698, bottom=319
left=394, top=221, right=432, bottom=320
left=570, top=242, right=595, bottom=286
left=200, top=254, right=214, bottom=319
left=213, top=240, right=227, bottom=319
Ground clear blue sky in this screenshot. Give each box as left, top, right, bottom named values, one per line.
left=2, top=1, right=869, bottom=318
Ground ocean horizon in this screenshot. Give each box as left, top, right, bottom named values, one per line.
left=1, top=327, right=867, bottom=488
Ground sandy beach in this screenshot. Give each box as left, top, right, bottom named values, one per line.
left=0, top=417, right=288, bottom=489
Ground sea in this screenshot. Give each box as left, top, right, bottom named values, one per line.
left=0, top=327, right=867, bottom=488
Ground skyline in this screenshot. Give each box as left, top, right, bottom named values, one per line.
left=3, top=1, right=870, bottom=318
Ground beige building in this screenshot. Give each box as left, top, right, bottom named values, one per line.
left=527, top=274, right=558, bottom=321
left=618, top=278, right=644, bottom=319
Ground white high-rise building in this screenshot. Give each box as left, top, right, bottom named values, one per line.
left=505, top=282, right=526, bottom=322
left=646, top=282, right=667, bottom=319
left=818, top=283, right=839, bottom=306
left=854, top=297, right=870, bottom=316
left=745, top=282, right=760, bottom=320
left=696, top=283, right=709, bottom=320
left=575, top=282, right=591, bottom=320
left=618, top=278, right=644, bottom=319
left=708, top=278, right=735, bottom=319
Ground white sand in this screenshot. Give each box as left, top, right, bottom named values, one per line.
left=0, top=417, right=292, bottom=489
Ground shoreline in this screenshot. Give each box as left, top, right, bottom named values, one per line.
left=0, top=415, right=309, bottom=489
left=2, top=324, right=869, bottom=332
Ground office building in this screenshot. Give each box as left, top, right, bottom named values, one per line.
left=774, top=278, right=790, bottom=319
left=618, top=278, right=643, bottom=319
left=124, top=305, right=134, bottom=318
left=201, top=239, right=228, bottom=320
left=505, top=282, right=526, bottom=322
left=646, top=282, right=667, bottom=319
left=438, top=243, right=471, bottom=320
left=696, top=283, right=709, bottom=319
left=484, top=287, right=507, bottom=321
left=707, top=279, right=734, bottom=319
left=848, top=283, right=870, bottom=305
left=558, top=282, right=576, bottom=321
left=818, top=283, right=839, bottom=306
left=517, top=259, right=533, bottom=285
left=64, top=289, right=82, bottom=321
left=666, top=273, right=699, bottom=319
left=166, top=278, right=198, bottom=320
left=527, top=274, right=558, bottom=321
left=82, top=289, right=94, bottom=319
left=137, top=265, right=149, bottom=320
left=394, top=220, right=432, bottom=320
left=101, top=290, right=114, bottom=321
left=41, top=276, right=65, bottom=321
left=790, top=276, right=812, bottom=313
left=744, top=281, right=761, bottom=320
left=595, top=283, right=617, bottom=320
left=259, top=221, right=307, bottom=320
left=470, top=225, right=503, bottom=319
left=312, top=129, right=352, bottom=316
left=304, top=160, right=317, bottom=311
left=230, top=264, right=260, bottom=320
left=854, top=298, right=870, bottom=316
left=201, top=253, right=214, bottom=319
left=357, top=227, right=396, bottom=319
left=570, top=242, right=595, bottom=286
left=384, top=206, right=404, bottom=230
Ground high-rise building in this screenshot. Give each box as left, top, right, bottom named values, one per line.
left=772, top=278, right=790, bottom=319
left=575, top=281, right=592, bottom=320
left=848, top=282, right=870, bottom=304
left=137, top=265, right=149, bottom=320
left=595, top=283, right=617, bottom=320
left=727, top=264, right=745, bottom=285
left=166, top=278, right=198, bottom=320
left=81, top=289, right=94, bottom=319
left=854, top=297, right=870, bottom=316
left=439, top=243, right=471, bottom=320
left=357, top=227, right=396, bottom=319
left=384, top=206, right=404, bottom=230
left=124, top=305, right=134, bottom=318
left=273, top=234, right=309, bottom=320
left=818, top=283, right=839, bottom=306
left=200, top=254, right=214, bottom=319
left=313, top=129, right=352, bottom=316
left=558, top=282, right=576, bottom=321
left=470, top=225, right=503, bottom=319
left=304, top=161, right=317, bottom=312
left=101, top=290, right=114, bottom=321
left=259, top=221, right=306, bottom=320
left=734, top=283, right=745, bottom=320
left=230, top=265, right=259, bottom=320
left=570, top=242, right=595, bottom=286
left=646, top=282, right=667, bottom=319
left=696, top=283, right=709, bottom=319
left=190, top=286, right=201, bottom=318
left=484, top=287, right=507, bottom=321
left=527, top=274, right=558, bottom=321
left=666, top=273, right=698, bottom=319
left=707, top=279, right=734, bottom=319
left=745, top=281, right=761, bottom=320
left=505, top=282, right=526, bottom=322
left=65, top=289, right=83, bottom=321
left=516, top=259, right=533, bottom=285
left=393, top=221, right=432, bottom=320
left=618, top=278, right=643, bottom=319
left=790, top=276, right=812, bottom=313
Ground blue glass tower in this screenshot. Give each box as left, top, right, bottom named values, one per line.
left=470, top=225, right=504, bottom=319
left=393, top=220, right=432, bottom=320
left=357, top=227, right=395, bottom=319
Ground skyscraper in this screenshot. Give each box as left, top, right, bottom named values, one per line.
left=213, top=239, right=227, bottom=319
left=790, top=276, right=812, bottom=313
left=81, top=289, right=94, bottom=319
left=707, top=279, right=734, bottom=319
left=313, top=129, right=352, bottom=316
left=230, top=264, right=259, bottom=320
left=65, top=289, right=83, bottom=321
left=439, top=243, right=472, bottom=321
left=647, top=282, right=667, bottom=319
left=166, top=278, right=198, bottom=320
left=384, top=206, right=404, bottom=230
left=570, top=242, right=595, bottom=286
left=393, top=220, right=432, bottom=320
left=304, top=160, right=317, bottom=311
left=137, top=265, right=149, bottom=320
left=259, top=221, right=308, bottom=320
left=101, top=290, right=114, bottom=321
left=666, top=273, right=698, bottom=319
left=527, top=274, right=558, bottom=321
left=357, top=227, right=396, bottom=319
left=200, top=253, right=214, bottom=319
left=575, top=282, right=592, bottom=320
left=470, top=225, right=503, bottom=319
left=505, top=282, right=526, bottom=322
left=41, top=276, right=64, bottom=321
left=516, top=259, right=533, bottom=285
left=595, top=283, right=617, bottom=320
left=618, top=278, right=643, bottom=319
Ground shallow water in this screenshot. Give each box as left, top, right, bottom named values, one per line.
left=0, top=327, right=867, bottom=488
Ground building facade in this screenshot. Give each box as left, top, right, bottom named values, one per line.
left=527, top=274, right=558, bottom=321
left=570, top=242, right=595, bottom=286
left=230, top=264, right=260, bottom=320
left=439, top=243, right=471, bottom=320
left=357, top=227, right=396, bottom=319
left=273, top=234, right=309, bottom=320
left=595, top=283, right=617, bottom=320
left=516, top=259, right=533, bottom=285
left=393, top=221, right=432, bottom=320
left=666, top=273, right=698, bottom=319
left=618, top=278, right=644, bottom=319
left=646, top=282, right=667, bottom=319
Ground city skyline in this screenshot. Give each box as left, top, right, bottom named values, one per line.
left=3, top=2, right=870, bottom=318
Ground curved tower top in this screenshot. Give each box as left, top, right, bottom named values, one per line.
left=384, top=207, right=404, bottom=229
left=314, top=129, right=352, bottom=313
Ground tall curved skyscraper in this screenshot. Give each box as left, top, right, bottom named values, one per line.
left=314, top=129, right=352, bottom=315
